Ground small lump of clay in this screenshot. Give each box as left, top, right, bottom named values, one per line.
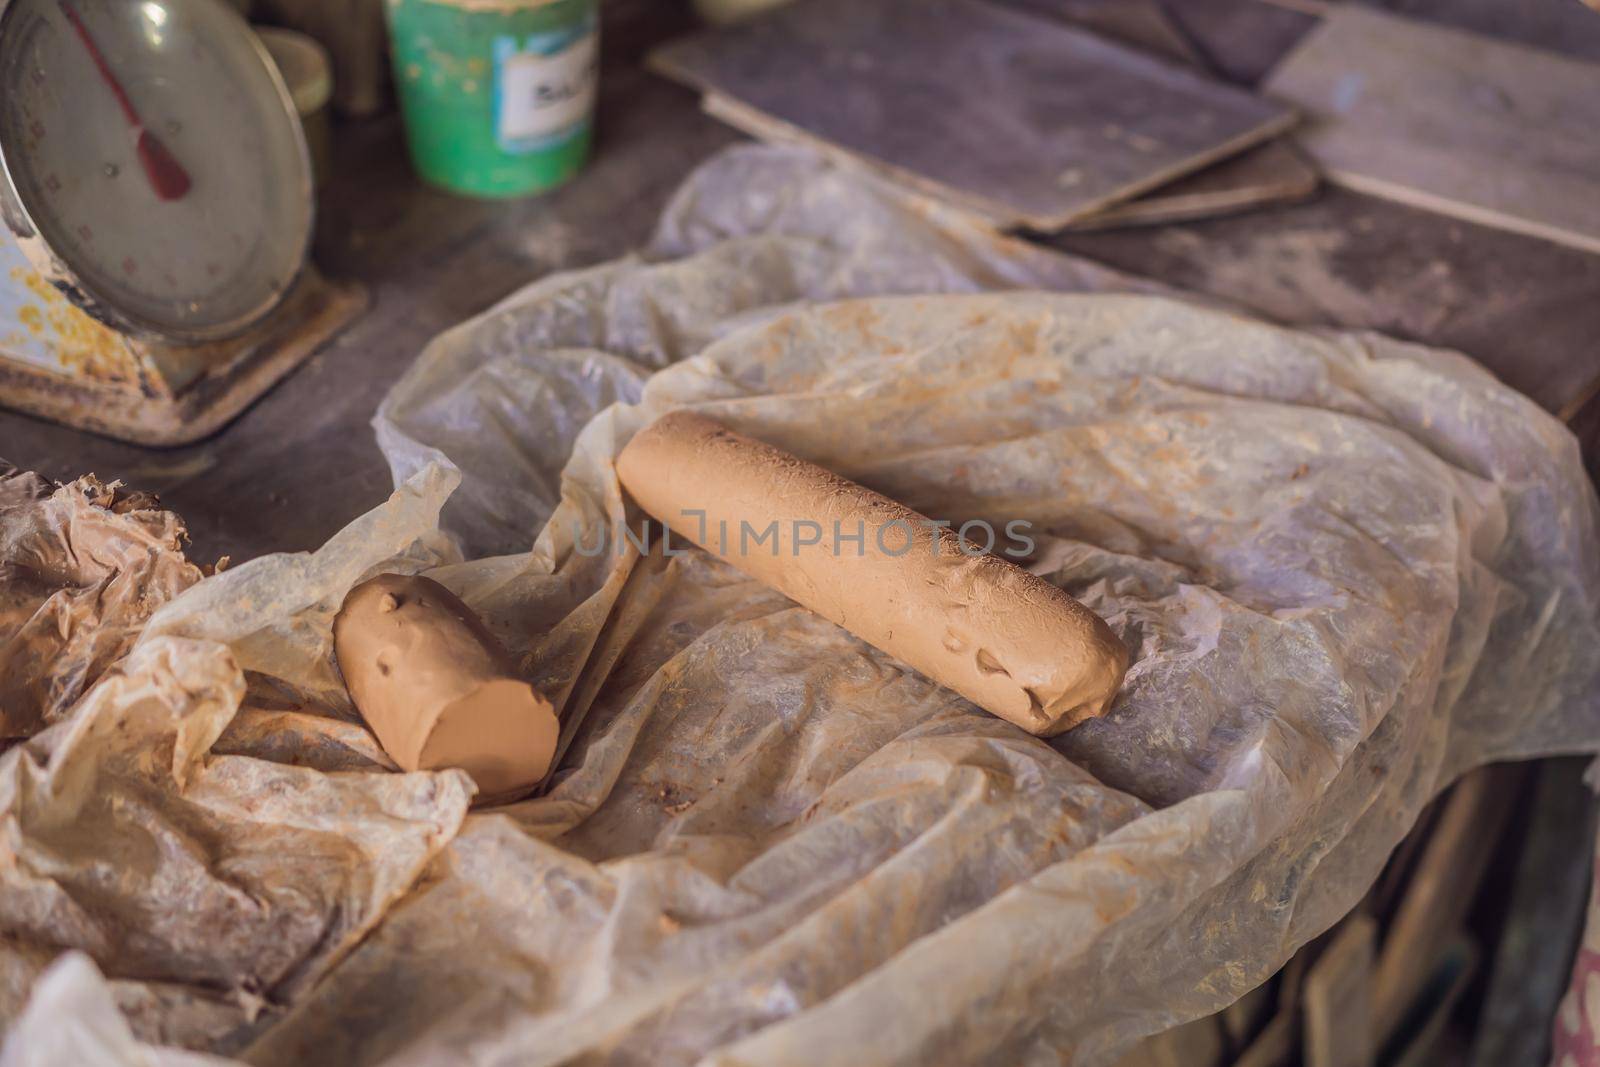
left=333, top=574, right=558, bottom=798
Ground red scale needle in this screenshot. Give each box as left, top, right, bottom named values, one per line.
left=58, top=0, right=191, bottom=201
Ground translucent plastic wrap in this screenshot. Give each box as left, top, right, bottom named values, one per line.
left=0, top=468, right=202, bottom=738
left=3, top=146, right=1598, bottom=1067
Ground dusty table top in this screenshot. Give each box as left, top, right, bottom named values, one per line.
left=2, top=0, right=1598, bottom=563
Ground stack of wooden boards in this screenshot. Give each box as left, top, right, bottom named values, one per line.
left=655, top=0, right=1600, bottom=252
left=1263, top=3, right=1600, bottom=255
left=1114, top=761, right=1597, bottom=1067
left=650, top=0, right=1319, bottom=231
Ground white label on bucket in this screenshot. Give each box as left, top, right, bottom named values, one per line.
left=496, top=29, right=598, bottom=151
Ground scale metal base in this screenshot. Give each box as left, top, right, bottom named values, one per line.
left=0, top=265, right=366, bottom=446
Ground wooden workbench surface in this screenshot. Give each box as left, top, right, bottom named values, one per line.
left=2, top=0, right=1598, bottom=563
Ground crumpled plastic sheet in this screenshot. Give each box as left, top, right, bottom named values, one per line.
left=4, top=144, right=1599, bottom=1067
left=0, top=467, right=202, bottom=738
left=0, top=476, right=472, bottom=1056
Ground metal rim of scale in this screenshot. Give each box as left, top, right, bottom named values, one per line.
left=0, top=0, right=314, bottom=343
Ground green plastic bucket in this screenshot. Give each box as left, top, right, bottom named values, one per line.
left=386, top=0, right=598, bottom=198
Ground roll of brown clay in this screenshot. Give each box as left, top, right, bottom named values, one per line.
left=615, top=411, right=1129, bottom=736
left=332, top=573, right=559, bottom=797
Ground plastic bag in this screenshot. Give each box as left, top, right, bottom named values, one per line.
left=3, top=146, right=1597, bottom=1066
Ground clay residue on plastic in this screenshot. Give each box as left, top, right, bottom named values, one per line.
left=212, top=702, right=401, bottom=772
left=0, top=465, right=203, bottom=738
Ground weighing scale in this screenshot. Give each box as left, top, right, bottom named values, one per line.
left=0, top=0, right=365, bottom=446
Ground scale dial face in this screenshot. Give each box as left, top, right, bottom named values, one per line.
left=0, top=0, right=312, bottom=342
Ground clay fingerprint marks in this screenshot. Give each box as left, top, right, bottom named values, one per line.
left=615, top=411, right=1128, bottom=735
left=0, top=471, right=203, bottom=739
left=0, top=635, right=472, bottom=1019
left=334, top=574, right=560, bottom=799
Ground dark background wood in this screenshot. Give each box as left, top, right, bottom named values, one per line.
left=649, top=0, right=1297, bottom=228
left=2, top=0, right=1598, bottom=569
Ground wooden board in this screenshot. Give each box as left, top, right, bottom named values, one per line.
left=1388, top=938, right=1479, bottom=1067
left=649, top=0, right=1297, bottom=230
left=999, top=0, right=1200, bottom=62
left=1231, top=1010, right=1294, bottom=1067
left=1369, top=765, right=1523, bottom=1045
left=1221, top=980, right=1275, bottom=1053
left=998, top=0, right=1318, bottom=229
left=1112, top=1013, right=1226, bottom=1067
left=1302, top=914, right=1376, bottom=1067
left=698, top=86, right=1310, bottom=232
left=1263, top=5, right=1600, bottom=254
left=1077, top=139, right=1316, bottom=229
left=1468, top=758, right=1598, bottom=1067
left=1045, top=185, right=1600, bottom=421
